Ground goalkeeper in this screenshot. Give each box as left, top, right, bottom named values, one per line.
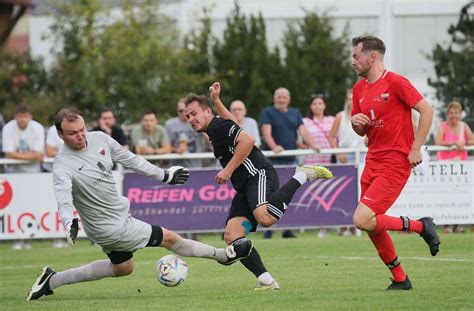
left=26, top=108, right=252, bottom=301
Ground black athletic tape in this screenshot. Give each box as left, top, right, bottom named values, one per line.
left=400, top=216, right=410, bottom=231
left=386, top=256, right=401, bottom=269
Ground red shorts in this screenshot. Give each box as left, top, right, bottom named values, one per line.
left=360, top=152, right=411, bottom=214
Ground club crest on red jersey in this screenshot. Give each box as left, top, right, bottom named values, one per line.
left=381, top=93, right=390, bottom=102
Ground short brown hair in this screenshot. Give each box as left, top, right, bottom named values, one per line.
left=99, top=107, right=115, bottom=119
left=352, top=35, right=386, bottom=55
left=447, top=101, right=462, bottom=112
left=141, top=108, right=156, bottom=118
left=14, top=104, right=32, bottom=115
left=184, top=93, right=213, bottom=111
left=55, top=108, right=83, bottom=132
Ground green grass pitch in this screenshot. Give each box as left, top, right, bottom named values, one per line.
left=1, top=231, right=473, bottom=310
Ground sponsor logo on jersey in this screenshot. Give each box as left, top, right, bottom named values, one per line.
left=370, top=109, right=376, bottom=120
left=93, top=162, right=113, bottom=186
left=373, top=93, right=389, bottom=102
left=367, top=109, right=384, bottom=128
left=97, top=161, right=106, bottom=172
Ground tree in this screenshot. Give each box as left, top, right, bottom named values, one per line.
left=212, top=2, right=283, bottom=118
left=282, top=10, right=355, bottom=116
left=428, top=1, right=474, bottom=121
left=47, top=0, right=186, bottom=123
left=181, top=10, right=216, bottom=97
left=0, top=51, right=52, bottom=124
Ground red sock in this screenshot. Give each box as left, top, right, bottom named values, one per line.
left=369, top=231, right=406, bottom=282
left=375, top=214, right=423, bottom=234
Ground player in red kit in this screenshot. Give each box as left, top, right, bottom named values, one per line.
left=350, top=36, right=440, bottom=290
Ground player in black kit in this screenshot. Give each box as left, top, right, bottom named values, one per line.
left=185, top=82, right=333, bottom=290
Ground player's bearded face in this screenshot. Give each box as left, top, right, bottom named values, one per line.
left=59, top=117, right=87, bottom=150
left=352, top=45, right=371, bottom=77
left=186, top=102, right=211, bottom=132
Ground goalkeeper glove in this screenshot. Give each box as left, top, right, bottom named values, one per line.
left=66, top=218, right=79, bottom=245
left=163, top=166, right=190, bottom=185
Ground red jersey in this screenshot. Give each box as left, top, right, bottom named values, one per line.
left=352, top=71, right=423, bottom=159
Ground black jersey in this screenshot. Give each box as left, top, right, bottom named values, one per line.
left=206, top=117, right=273, bottom=190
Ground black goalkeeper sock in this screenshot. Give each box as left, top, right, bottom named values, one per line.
left=240, top=247, right=267, bottom=278
left=267, top=178, right=301, bottom=220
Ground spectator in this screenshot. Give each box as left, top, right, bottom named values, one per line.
left=165, top=98, right=205, bottom=168
left=435, top=101, right=474, bottom=161
left=131, top=108, right=171, bottom=155
left=329, top=90, right=367, bottom=237
left=299, top=94, right=336, bottom=238
left=230, top=100, right=261, bottom=147
left=42, top=122, right=63, bottom=173
left=260, top=87, right=319, bottom=165
left=2, top=104, right=45, bottom=249
left=91, top=107, right=128, bottom=149
left=260, top=87, right=319, bottom=239
left=2, top=104, right=45, bottom=173
left=302, top=94, right=335, bottom=165
left=45, top=125, right=64, bottom=158
left=434, top=101, right=474, bottom=234
left=328, top=90, right=366, bottom=164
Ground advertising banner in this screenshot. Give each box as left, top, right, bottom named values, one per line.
left=124, top=165, right=359, bottom=231
left=0, top=172, right=121, bottom=240
left=389, top=160, right=474, bottom=225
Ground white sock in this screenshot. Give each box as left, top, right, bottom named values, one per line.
left=170, top=238, right=227, bottom=263
left=292, top=171, right=308, bottom=185
left=258, top=272, right=274, bottom=285
left=49, top=259, right=115, bottom=290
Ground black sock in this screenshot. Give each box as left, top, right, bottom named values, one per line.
left=240, top=247, right=267, bottom=278
left=267, top=178, right=300, bottom=220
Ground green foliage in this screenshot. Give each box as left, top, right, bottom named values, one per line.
left=428, top=2, right=474, bottom=119
left=0, top=52, right=53, bottom=124
left=282, top=10, right=355, bottom=116
left=212, top=2, right=284, bottom=118
left=47, top=0, right=185, bottom=123
left=181, top=10, right=216, bottom=97
left=1, top=1, right=355, bottom=125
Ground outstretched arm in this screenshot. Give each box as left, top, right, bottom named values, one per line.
left=53, top=167, right=79, bottom=244
left=209, top=82, right=238, bottom=123
left=106, top=134, right=188, bottom=184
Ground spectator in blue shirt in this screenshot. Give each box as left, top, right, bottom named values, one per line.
left=260, top=87, right=319, bottom=165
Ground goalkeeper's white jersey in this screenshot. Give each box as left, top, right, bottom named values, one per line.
left=53, top=131, right=163, bottom=250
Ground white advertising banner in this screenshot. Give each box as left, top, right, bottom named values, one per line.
left=389, top=160, right=474, bottom=225
left=0, top=172, right=122, bottom=240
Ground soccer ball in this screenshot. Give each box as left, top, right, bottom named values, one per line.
left=156, top=255, right=188, bottom=287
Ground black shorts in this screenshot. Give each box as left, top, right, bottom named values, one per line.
left=107, top=251, right=133, bottom=264
left=226, top=167, right=279, bottom=232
